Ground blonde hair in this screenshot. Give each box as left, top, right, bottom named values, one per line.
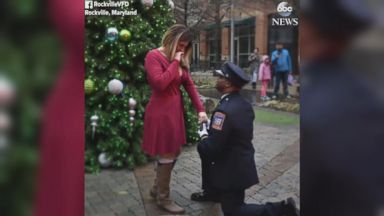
left=161, top=24, right=194, bottom=69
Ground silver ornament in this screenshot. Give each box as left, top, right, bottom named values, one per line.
left=90, top=115, right=99, bottom=139
left=128, top=98, right=137, bottom=108
left=129, top=116, right=135, bottom=122
left=91, top=115, right=99, bottom=122
left=98, top=152, right=112, bottom=168
left=129, top=110, right=136, bottom=117
left=108, top=79, right=124, bottom=95
left=106, top=27, right=119, bottom=41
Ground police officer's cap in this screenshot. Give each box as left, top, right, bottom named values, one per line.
left=215, top=62, right=250, bottom=88
left=301, top=0, right=372, bottom=35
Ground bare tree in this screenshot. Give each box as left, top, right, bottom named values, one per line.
left=172, top=0, right=299, bottom=67
left=173, top=0, right=228, bottom=29
left=173, top=0, right=231, bottom=67
left=173, top=0, right=299, bottom=28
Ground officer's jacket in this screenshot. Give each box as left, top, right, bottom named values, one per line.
left=198, top=92, right=259, bottom=191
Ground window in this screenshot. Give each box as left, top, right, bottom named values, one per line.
left=207, top=28, right=221, bottom=68
left=239, top=37, right=249, bottom=53
left=235, top=23, right=255, bottom=68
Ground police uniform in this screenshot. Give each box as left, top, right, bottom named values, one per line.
left=193, top=62, right=299, bottom=216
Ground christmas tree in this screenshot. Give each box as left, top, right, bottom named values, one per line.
left=85, top=0, right=200, bottom=173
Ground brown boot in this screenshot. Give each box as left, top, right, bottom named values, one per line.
left=150, top=160, right=177, bottom=198
left=156, top=162, right=185, bottom=214
left=150, top=162, right=157, bottom=198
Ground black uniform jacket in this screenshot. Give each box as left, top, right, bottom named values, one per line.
left=198, top=92, right=259, bottom=191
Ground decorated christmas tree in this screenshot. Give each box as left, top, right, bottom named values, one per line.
left=85, top=0, right=199, bottom=172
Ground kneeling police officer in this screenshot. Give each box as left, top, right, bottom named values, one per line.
left=191, top=62, right=299, bottom=216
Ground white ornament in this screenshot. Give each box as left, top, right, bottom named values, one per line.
left=129, top=116, right=135, bottom=122
left=128, top=98, right=137, bottom=108
left=168, top=0, right=174, bottom=9
left=129, top=110, right=136, bottom=116
left=98, top=152, right=112, bottom=168
left=0, top=76, right=16, bottom=106
left=91, top=115, right=99, bottom=122
left=108, top=79, right=124, bottom=95
left=141, top=0, right=154, bottom=7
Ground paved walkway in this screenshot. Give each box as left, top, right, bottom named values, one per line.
left=86, top=109, right=299, bottom=216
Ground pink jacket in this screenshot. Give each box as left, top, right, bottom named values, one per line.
left=258, top=62, right=272, bottom=81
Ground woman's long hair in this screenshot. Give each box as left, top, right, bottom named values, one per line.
left=161, top=24, right=194, bottom=69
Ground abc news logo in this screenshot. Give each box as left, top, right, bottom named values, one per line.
left=272, top=2, right=298, bottom=26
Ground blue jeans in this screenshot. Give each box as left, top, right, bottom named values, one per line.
left=273, top=71, right=289, bottom=96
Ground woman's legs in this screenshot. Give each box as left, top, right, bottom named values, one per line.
left=152, top=151, right=184, bottom=213
left=151, top=152, right=180, bottom=197
left=150, top=157, right=175, bottom=198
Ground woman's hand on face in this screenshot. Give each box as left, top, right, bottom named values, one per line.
left=175, top=52, right=184, bottom=61
left=198, top=112, right=208, bottom=124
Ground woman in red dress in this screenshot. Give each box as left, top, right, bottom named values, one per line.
left=142, top=24, right=207, bottom=213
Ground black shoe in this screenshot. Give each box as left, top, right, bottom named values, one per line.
left=191, top=191, right=219, bottom=202
left=283, top=197, right=300, bottom=216
left=252, top=82, right=256, bottom=89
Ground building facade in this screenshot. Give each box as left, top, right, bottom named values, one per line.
left=192, top=5, right=298, bottom=74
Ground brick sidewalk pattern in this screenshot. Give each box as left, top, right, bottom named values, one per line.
left=86, top=115, right=299, bottom=216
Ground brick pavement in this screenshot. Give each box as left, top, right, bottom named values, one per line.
left=85, top=110, right=299, bottom=216
left=85, top=170, right=145, bottom=216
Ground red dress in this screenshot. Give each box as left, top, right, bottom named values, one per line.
left=35, top=0, right=84, bottom=215
left=141, top=49, right=204, bottom=156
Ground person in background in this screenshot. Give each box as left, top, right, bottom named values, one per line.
left=248, top=48, right=261, bottom=90
left=191, top=62, right=299, bottom=216
left=258, top=55, right=272, bottom=101
left=142, top=24, right=208, bottom=214
left=271, top=42, right=292, bottom=99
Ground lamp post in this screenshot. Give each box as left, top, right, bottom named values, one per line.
left=230, top=0, right=234, bottom=63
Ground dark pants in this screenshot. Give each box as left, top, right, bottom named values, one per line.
left=220, top=190, right=284, bottom=216
left=273, top=72, right=289, bottom=96
left=197, top=144, right=219, bottom=196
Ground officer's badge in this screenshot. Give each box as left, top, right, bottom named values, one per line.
left=212, top=112, right=226, bottom=131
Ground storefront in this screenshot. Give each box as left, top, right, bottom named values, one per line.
left=196, top=13, right=298, bottom=73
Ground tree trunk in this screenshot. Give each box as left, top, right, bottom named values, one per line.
left=184, top=0, right=188, bottom=26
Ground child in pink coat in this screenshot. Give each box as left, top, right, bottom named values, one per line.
left=258, top=55, right=272, bottom=101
